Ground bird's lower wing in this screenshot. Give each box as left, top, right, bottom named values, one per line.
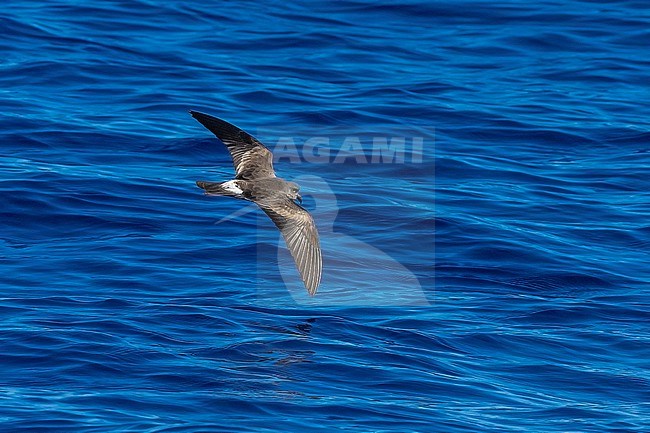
left=258, top=198, right=322, bottom=295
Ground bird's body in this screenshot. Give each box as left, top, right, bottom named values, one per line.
left=197, top=178, right=295, bottom=202
left=191, top=111, right=322, bottom=295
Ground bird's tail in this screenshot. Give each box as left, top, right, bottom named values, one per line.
left=196, top=181, right=242, bottom=198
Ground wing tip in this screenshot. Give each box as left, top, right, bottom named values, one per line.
left=189, top=110, right=205, bottom=119
left=305, top=256, right=322, bottom=297
left=306, top=282, right=319, bottom=297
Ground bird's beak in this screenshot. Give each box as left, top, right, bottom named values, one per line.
left=296, top=194, right=302, bottom=204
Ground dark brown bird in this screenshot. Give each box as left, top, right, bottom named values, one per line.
left=191, top=111, right=322, bottom=295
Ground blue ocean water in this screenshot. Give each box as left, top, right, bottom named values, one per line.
left=1, top=0, right=649, bottom=431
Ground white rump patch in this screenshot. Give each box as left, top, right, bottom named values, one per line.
left=222, top=180, right=243, bottom=195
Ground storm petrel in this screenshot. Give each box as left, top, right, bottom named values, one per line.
left=191, top=111, right=322, bottom=295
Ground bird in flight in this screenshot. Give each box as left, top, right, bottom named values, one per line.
left=191, top=111, right=322, bottom=295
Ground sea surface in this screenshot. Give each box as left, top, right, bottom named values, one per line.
left=1, top=1, right=649, bottom=431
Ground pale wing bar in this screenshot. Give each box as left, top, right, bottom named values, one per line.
left=260, top=199, right=322, bottom=295
left=190, top=111, right=275, bottom=180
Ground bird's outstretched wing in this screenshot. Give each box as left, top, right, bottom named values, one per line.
left=190, top=111, right=275, bottom=180
left=257, top=198, right=322, bottom=295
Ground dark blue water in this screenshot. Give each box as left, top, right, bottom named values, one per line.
left=1, top=1, right=649, bottom=431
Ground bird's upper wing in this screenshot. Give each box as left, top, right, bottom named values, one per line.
left=190, top=111, right=275, bottom=180
left=257, top=198, right=322, bottom=295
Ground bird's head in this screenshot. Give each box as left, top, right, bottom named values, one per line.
left=287, top=182, right=302, bottom=203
